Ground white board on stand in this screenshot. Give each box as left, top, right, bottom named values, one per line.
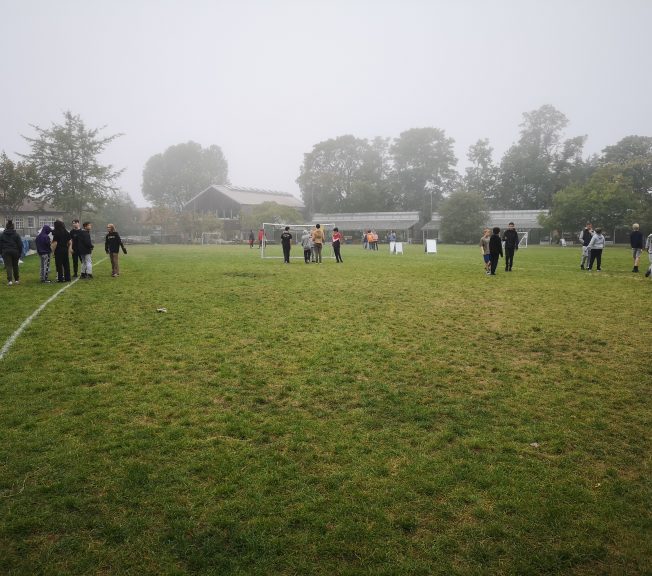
left=425, top=239, right=437, bottom=254
left=394, top=242, right=403, bottom=254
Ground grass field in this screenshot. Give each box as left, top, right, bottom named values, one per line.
left=0, top=243, right=650, bottom=575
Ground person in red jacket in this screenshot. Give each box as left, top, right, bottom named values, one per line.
left=332, top=227, right=343, bottom=263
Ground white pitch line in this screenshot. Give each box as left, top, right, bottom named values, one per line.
left=0, top=257, right=108, bottom=361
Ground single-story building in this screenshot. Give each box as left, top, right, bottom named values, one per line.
left=311, top=212, right=421, bottom=243
left=2, top=198, right=65, bottom=239
left=183, top=185, right=305, bottom=240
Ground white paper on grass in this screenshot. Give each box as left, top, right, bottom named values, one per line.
left=426, top=239, right=437, bottom=253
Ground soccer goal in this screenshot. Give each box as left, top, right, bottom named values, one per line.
left=518, top=231, right=529, bottom=248
left=260, top=222, right=336, bottom=259
left=201, top=232, right=224, bottom=245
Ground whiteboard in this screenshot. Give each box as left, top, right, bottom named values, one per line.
left=425, top=239, right=437, bottom=253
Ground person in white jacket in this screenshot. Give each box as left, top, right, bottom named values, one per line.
left=587, top=227, right=605, bottom=271
left=645, top=233, right=652, bottom=278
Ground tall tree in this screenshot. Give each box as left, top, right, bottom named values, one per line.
left=390, top=127, right=458, bottom=215
left=22, top=111, right=123, bottom=219
left=0, top=152, right=38, bottom=220
left=439, top=189, right=488, bottom=243
left=142, top=142, right=228, bottom=211
left=240, top=201, right=303, bottom=232
left=464, top=139, right=499, bottom=208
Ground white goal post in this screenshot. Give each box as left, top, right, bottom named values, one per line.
left=518, top=231, right=528, bottom=248
left=201, top=232, right=224, bottom=245
left=260, top=222, right=336, bottom=259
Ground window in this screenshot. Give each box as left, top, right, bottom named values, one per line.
left=13, top=217, right=24, bottom=229
left=39, top=216, right=55, bottom=228
left=27, top=216, right=35, bottom=228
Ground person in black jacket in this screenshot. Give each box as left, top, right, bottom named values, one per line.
left=579, top=223, right=593, bottom=270
left=502, top=222, right=519, bottom=272
left=630, top=223, right=644, bottom=273
left=51, top=219, right=72, bottom=282
left=280, top=226, right=293, bottom=264
left=69, top=219, right=83, bottom=278
left=78, top=222, right=94, bottom=279
left=0, top=220, right=24, bottom=285
left=489, top=227, right=503, bottom=275
left=105, top=224, right=127, bottom=277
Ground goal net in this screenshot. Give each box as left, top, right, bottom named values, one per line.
left=518, top=231, right=528, bottom=248
left=261, top=222, right=336, bottom=259
left=201, top=232, right=224, bottom=245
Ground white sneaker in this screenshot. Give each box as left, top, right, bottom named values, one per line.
left=7, top=281, right=13, bottom=286
left=14, top=280, right=19, bottom=285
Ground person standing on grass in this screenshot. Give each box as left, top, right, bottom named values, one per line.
left=35, top=224, right=53, bottom=283
left=311, top=223, right=324, bottom=263
left=587, top=227, right=605, bottom=271
left=69, top=219, right=82, bottom=278
left=78, top=222, right=94, bottom=279
left=248, top=230, right=255, bottom=248
left=332, top=227, right=343, bottom=263
left=51, top=219, right=72, bottom=283
left=258, top=228, right=265, bottom=248
left=301, top=229, right=312, bottom=263
left=479, top=228, right=491, bottom=275
left=630, top=223, right=644, bottom=273
left=645, top=232, right=652, bottom=278
left=280, top=226, right=292, bottom=264
left=0, top=220, right=23, bottom=286
left=502, top=222, right=519, bottom=271
left=579, top=222, right=593, bottom=269
left=489, top=227, right=503, bottom=275
left=105, top=223, right=127, bottom=277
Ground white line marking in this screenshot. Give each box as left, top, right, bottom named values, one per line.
left=0, top=257, right=108, bottom=361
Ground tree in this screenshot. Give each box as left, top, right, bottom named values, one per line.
left=0, top=152, right=38, bottom=221
left=22, top=111, right=123, bottom=219
left=142, top=142, right=228, bottom=211
left=438, top=189, right=488, bottom=243
left=390, top=127, right=458, bottom=215
left=464, top=139, right=499, bottom=207
left=240, top=202, right=303, bottom=232
left=93, top=192, right=141, bottom=235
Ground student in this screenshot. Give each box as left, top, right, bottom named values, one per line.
left=332, top=226, right=343, bottom=263
left=105, top=223, right=127, bottom=277
left=579, top=222, right=593, bottom=269
left=51, top=219, right=72, bottom=282
left=301, top=229, right=312, bottom=263
left=248, top=230, right=255, bottom=248
left=69, top=219, right=83, bottom=278
left=257, top=228, right=265, bottom=248
left=0, top=220, right=23, bottom=286
left=78, top=222, right=94, bottom=279
left=311, top=223, right=324, bottom=263
left=35, top=224, right=53, bottom=283
left=479, top=228, right=491, bottom=275
left=489, top=227, right=503, bottom=275
left=645, top=232, right=652, bottom=278
left=630, top=223, right=644, bottom=273
left=502, top=222, right=519, bottom=271
left=587, top=227, right=605, bottom=271
left=280, top=226, right=292, bottom=263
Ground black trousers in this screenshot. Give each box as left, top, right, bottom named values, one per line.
left=2, top=250, right=20, bottom=282
left=490, top=253, right=500, bottom=274
left=303, top=248, right=311, bottom=263
left=282, top=244, right=291, bottom=263
left=589, top=249, right=602, bottom=270
left=333, top=242, right=343, bottom=262
left=54, top=250, right=71, bottom=281
left=72, top=252, right=82, bottom=276
left=505, top=246, right=515, bottom=270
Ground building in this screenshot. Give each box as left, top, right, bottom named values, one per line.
left=184, top=185, right=305, bottom=240
left=311, top=212, right=421, bottom=242
left=2, top=198, right=65, bottom=238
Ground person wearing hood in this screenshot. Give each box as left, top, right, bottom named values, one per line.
left=35, top=224, right=53, bottom=283
left=301, top=229, right=312, bottom=263
left=51, top=219, right=72, bottom=282
left=0, top=220, right=24, bottom=286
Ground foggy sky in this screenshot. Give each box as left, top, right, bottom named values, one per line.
left=2, top=0, right=651, bottom=207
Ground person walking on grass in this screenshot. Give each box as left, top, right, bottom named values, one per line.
left=35, top=224, right=53, bottom=283
left=579, top=222, right=593, bottom=269
left=51, top=219, right=72, bottom=283
left=502, top=221, right=519, bottom=271
left=311, top=223, right=324, bottom=263
left=0, top=220, right=23, bottom=286
left=645, top=232, right=652, bottom=278
left=332, top=227, right=343, bottom=263
left=630, top=223, right=644, bottom=273
left=587, top=227, right=605, bottom=271
left=69, top=219, right=82, bottom=278
left=280, top=226, right=293, bottom=264
left=78, top=222, right=94, bottom=279
left=301, top=229, right=312, bottom=263
left=105, top=224, right=127, bottom=277
left=489, top=227, right=503, bottom=275
left=248, top=229, right=255, bottom=248
left=479, top=228, right=491, bottom=275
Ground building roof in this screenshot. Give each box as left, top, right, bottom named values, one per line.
left=421, top=209, right=548, bottom=230
left=12, top=198, right=62, bottom=213
left=185, top=184, right=304, bottom=209
left=312, top=212, right=421, bottom=231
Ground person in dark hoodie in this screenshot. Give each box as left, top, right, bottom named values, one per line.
left=78, top=222, right=94, bottom=279
left=489, top=226, right=503, bottom=275
left=35, top=224, right=53, bottom=283
left=51, top=219, right=72, bottom=282
left=502, top=222, right=519, bottom=272
left=0, top=220, right=24, bottom=286
left=105, top=223, right=127, bottom=277
left=69, top=219, right=83, bottom=278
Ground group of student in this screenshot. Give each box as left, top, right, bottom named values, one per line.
left=284, top=224, right=344, bottom=264
left=479, top=222, right=520, bottom=275
left=0, top=218, right=127, bottom=286
left=363, top=230, right=379, bottom=250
